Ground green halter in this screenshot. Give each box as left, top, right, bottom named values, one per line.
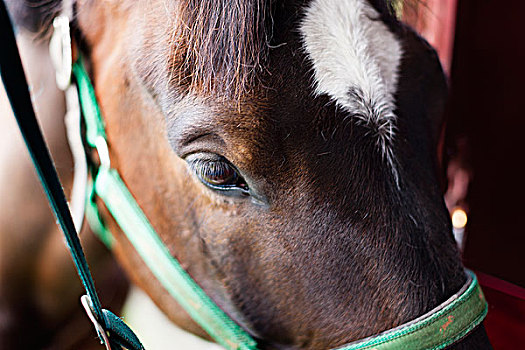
left=74, top=56, right=487, bottom=350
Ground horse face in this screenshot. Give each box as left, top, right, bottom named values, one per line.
left=78, top=0, right=462, bottom=348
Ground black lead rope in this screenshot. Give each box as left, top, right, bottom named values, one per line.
left=0, top=2, right=143, bottom=349
left=0, top=0, right=104, bottom=321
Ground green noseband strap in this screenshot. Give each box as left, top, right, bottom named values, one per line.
left=335, top=271, right=487, bottom=350
left=73, top=57, right=487, bottom=350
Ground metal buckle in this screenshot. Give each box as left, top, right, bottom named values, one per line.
left=80, top=295, right=112, bottom=350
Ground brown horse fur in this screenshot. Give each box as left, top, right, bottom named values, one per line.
left=3, top=0, right=492, bottom=349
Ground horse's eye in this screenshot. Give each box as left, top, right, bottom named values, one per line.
left=190, top=156, right=249, bottom=195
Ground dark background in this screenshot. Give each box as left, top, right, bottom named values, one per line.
left=446, top=0, right=525, bottom=287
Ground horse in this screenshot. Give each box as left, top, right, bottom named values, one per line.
left=1, top=0, right=492, bottom=348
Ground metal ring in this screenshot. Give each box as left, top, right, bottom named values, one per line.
left=50, top=15, right=72, bottom=90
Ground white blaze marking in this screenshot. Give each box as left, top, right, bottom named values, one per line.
left=300, top=0, right=403, bottom=168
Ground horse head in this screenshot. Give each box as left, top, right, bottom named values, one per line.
left=5, top=0, right=490, bottom=348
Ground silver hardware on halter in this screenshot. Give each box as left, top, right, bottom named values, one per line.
left=81, top=295, right=112, bottom=350
left=50, top=14, right=88, bottom=232
left=50, top=15, right=72, bottom=90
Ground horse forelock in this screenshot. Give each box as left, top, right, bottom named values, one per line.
left=168, top=0, right=270, bottom=99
